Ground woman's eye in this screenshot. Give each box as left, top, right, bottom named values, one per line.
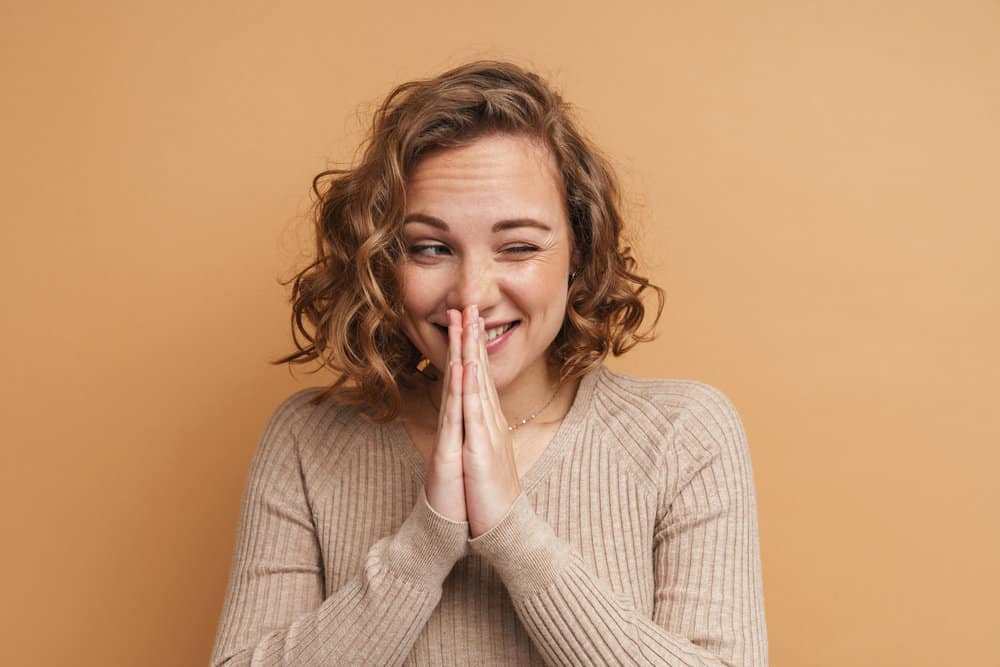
left=408, top=244, right=450, bottom=256
left=503, top=245, right=540, bottom=254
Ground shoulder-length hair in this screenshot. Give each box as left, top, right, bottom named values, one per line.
left=274, top=60, right=663, bottom=421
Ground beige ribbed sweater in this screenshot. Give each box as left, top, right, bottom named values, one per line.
left=210, top=366, right=768, bottom=666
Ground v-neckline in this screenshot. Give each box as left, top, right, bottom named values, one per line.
left=382, top=366, right=602, bottom=494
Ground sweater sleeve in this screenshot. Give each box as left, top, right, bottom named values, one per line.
left=467, top=386, right=767, bottom=666
left=210, top=395, right=470, bottom=666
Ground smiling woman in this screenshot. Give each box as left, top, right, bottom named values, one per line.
left=398, top=135, right=574, bottom=397
left=210, top=61, right=768, bottom=666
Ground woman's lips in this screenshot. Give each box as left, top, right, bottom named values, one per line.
left=484, top=321, right=519, bottom=353
left=431, top=320, right=520, bottom=354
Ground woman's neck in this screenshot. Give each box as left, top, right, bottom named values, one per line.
left=401, top=359, right=569, bottom=431
left=495, top=360, right=562, bottom=425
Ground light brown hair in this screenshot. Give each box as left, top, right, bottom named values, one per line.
left=275, top=60, right=663, bottom=421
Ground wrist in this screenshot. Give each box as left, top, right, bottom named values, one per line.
left=381, top=488, right=470, bottom=590
left=467, top=493, right=572, bottom=598
left=468, top=482, right=521, bottom=537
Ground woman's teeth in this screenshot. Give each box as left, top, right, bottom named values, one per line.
left=485, top=322, right=515, bottom=342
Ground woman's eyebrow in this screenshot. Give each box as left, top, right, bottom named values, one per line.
left=403, top=213, right=449, bottom=230
left=403, top=213, right=552, bottom=233
left=491, top=218, right=552, bottom=233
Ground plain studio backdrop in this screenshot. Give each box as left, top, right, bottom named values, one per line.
left=2, top=2, right=997, bottom=665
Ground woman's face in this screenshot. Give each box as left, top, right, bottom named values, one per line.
left=397, top=133, right=576, bottom=393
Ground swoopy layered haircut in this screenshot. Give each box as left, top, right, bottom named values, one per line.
left=275, top=60, right=664, bottom=421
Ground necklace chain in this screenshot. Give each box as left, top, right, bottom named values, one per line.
left=505, top=385, right=561, bottom=431
left=424, top=379, right=561, bottom=431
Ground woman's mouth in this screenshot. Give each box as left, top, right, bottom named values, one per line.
left=432, top=320, right=520, bottom=352
left=484, top=321, right=516, bottom=342
left=483, top=321, right=519, bottom=352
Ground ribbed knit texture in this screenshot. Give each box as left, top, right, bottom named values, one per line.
left=210, top=366, right=768, bottom=665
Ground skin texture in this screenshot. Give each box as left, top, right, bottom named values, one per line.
left=397, top=134, right=578, bottom=536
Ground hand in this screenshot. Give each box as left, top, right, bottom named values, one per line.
left=460, top=305, right=523, bottom=538
left=423, top=309, right=467, bottom=523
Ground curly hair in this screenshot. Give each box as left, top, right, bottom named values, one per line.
left=274, top=60, right=664, bottom=421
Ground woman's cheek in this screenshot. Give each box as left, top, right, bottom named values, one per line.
left=398, top=264, right=426, bottom=309
left=409, top=269, right=445, bottom=311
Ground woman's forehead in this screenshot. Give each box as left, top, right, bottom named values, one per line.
left=404, top=134, right=567, bottom=229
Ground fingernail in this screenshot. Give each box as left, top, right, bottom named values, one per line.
left=470, top=304, right=478, bottom=320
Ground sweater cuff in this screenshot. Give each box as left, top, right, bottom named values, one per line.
left=467, top=493, right=573, bottom=599
left=381, top=488, right=470, bottom=591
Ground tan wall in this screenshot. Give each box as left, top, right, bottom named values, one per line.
left=3, top=2, right=997, bottom=665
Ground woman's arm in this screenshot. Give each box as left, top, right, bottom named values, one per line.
left=468, top=386, right=768, bottom=666
left=209, top=394, right=469, bottom=667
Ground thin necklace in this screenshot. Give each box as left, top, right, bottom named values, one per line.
left=424, top=381, right=562, bottom=431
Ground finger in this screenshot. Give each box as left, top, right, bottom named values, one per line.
left=462, top=304, right=478, bottom=369
left=436, top=346, right=451, bottom=432
left=437, top=310, right=461, bottom=425
left=436, top=362, right=449, bottom=432
left=477, top=316, right=505, bottom=433
left=462, top=308, right=500, bottom=440
left=437, top=355, right=464, bottom=457
left=448, top=308, right=462, bottom=367
left=441, top=309, right=462, bottom=396
left=462, top=361, right=491, bottom=451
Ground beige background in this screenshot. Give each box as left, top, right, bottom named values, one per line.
left=2, top=1, right=998, bottom=665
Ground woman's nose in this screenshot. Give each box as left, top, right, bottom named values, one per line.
left=447, top=256, right=499, bottom=311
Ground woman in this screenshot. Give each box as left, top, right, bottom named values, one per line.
left=211, top=61, right=767, bottom=666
